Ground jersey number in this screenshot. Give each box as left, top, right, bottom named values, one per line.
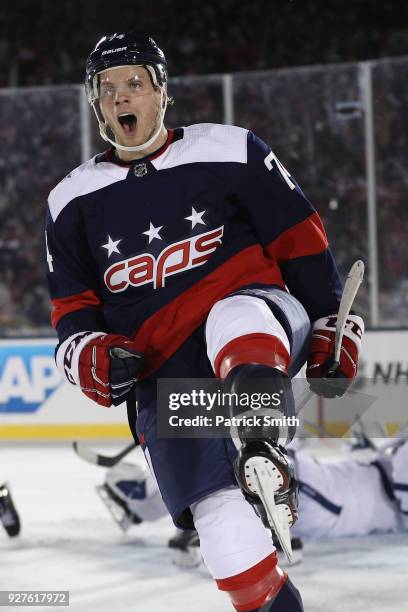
left=264, top=151, right=295, bottom=190
left=45, top=231, right=54, bottom=272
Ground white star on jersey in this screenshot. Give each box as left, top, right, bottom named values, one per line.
left=185, top=206, right=206, bottom=229
left=102, top=235, right=122, bottom=258
left=143, top=222, right=163, bottom=244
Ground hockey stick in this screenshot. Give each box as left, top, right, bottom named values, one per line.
left=73, top=388, right=140, bottom=467
left=72, top=440, right=138, bottom=467
left=326, top=259, right=365, bottom=376
left=294, top=259, right=365, bottom=414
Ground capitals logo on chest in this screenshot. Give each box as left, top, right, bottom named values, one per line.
left=104, top=226, right=224, bottom=292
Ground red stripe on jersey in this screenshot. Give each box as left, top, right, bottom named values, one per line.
left=266, top=211, right=328, bottom=262
left=103, top=129, right=175, bottom=166
left=215, top=552, right=287, bottom=611
left=149, top=129, right=175, bottom=161
left=132, top=245, right=286, bottom=379
left=51, top=290, right=102, bottom=328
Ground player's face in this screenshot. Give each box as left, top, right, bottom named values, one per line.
left=99, top=65, right=163, bottom=150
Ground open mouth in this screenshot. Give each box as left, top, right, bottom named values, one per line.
left=117, top=113, right=137, bottom=135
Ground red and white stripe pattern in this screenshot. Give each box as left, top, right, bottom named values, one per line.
left=206, top=294, right=291, bottom=379
left=56, top=331, right=105, bottom=386
left=216, top=553, right=287, bottom=611
left=191, top=487, right=277, bottom=581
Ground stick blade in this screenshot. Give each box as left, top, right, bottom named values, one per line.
left=72, top=441, right=106, bottom=466
left=72, top=441, right=134, bottom=467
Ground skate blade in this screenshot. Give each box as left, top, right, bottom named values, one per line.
left=245, top=457, right=294, bottom=564
left=95, top=484, right=134, bottom=532
left=277, top=546, right=302, bottom=567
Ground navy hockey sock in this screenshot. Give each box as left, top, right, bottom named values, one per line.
left=252, top=578, right=304, bottom=612
left=224, top=364, right=296, bottom=444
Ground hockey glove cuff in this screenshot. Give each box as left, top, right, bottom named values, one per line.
left=56, top=332, right=143, bottom=407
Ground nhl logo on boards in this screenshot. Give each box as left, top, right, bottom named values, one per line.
left=134, top=163, right=148, bottom=178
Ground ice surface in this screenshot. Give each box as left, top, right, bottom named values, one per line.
left=1, top=444, right=407, bottom=611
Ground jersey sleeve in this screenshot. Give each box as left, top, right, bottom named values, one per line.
left=45, top=201, right=106, bottom=343
left=241, top=131, right=342, bottom=321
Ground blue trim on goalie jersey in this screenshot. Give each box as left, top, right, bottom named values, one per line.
left=371, top=460, right=396, bottom=502
left=116, top=480, right=147, bottom=500
left=299, top=481, right=342, bottom=515
left=394, top=483, right=408, bottom=492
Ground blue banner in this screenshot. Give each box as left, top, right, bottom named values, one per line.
left=0, top=342, right=62, bottom=413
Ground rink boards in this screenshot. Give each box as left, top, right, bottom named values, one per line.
left=0, top=330, right=407, bottom=440
left=0, top=339, right=130, bottom=440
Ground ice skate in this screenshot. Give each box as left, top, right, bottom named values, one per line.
left=168, top=529, right=202, bottom=568
left=0, top=483, right=21, bottom=538
left=96, top=482, right=142, bottom=532
left=235, top=439, right=298, bottom=564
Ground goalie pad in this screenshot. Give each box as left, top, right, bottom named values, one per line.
left=104, top=461, right=168, bottom=524
left=392, top=440, right=408, bottom=526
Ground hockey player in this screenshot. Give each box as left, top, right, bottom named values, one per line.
left=96, top=458, right=169, bottom=532
left=292, top=438, right=408, bottom=539
left=0, top=482, right=21, bottom=537
left=45, top=31, right=364, bottom=611
left=98, top=439, right=407, bottom=561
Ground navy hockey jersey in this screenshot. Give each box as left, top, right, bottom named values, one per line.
left=46, top=123, right=342, bottom=378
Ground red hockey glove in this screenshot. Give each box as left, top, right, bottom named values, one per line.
left=306, top=314, right=364, bottom=398
left=78, top=334, right=143, bottom=407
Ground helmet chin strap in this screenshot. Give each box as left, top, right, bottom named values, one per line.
left=94, top=89, right=168, bottom=153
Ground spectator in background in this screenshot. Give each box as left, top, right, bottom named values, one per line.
left=0, top=0, right=407, bottom=333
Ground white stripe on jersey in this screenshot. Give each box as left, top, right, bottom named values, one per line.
left=48, top=124, right=248, bottom=222
left=48, top=157, right=128, bottom=222
left=151, top=123, right=248, bottom=171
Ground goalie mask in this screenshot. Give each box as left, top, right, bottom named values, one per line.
left=85, top=32, right=168, bottom=153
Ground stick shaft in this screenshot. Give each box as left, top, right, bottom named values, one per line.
left=334, top=260, right=365, bottom=363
